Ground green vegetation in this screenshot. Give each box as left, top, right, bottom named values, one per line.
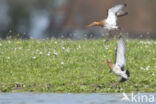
left=0, top=39, right=155, bottom=93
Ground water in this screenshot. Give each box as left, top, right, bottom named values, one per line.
left=0, top=93, right=155, bottom=104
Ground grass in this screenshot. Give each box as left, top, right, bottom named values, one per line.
left=0, top=39, right=155, bottom=93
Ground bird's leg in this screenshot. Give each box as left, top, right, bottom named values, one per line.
left=111, top=77, right=122, bottom=88
left=111, top=81, right=119, bottom=88
left=113, top=27, right=120, bottom=40
left=104, top=30, right=110, bottom=43
left=118, top=27, right=124, bottom=38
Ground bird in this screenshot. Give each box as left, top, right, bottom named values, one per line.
left=87, top=3, right=128, bottom=31
left=106, top=36, right=130, bottom=82
left=87, top=3, right=128, bottom=42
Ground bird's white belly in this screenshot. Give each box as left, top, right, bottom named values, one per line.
left=105, top=17, right=118, bottom=30
left=104, top=23, right=118, bottom=30
left=112, top=66, right=128, bottom=79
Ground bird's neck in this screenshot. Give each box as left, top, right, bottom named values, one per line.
left=97, top=20, right=105, bottom=27
left=105, top=15, right=117, bottom=25
left=108, top=62, right=114, bottom=71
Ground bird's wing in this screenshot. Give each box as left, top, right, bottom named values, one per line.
left=119, top=77, right=127, bottom=82
left=116, top=11, right=128, bottom=17
left=108, top=3, right=127, bottom=15
left=115, top=37, right=126, bottom=69
left=106, top=4, right=127, bottom=24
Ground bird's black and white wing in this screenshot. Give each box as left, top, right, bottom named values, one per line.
left=107, top=3, right=127, bottom=17
left=106, top=3, right=127, bottom=25
left=115, top=37, right=126, bottom=70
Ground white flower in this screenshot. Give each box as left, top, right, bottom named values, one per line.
left=39, top=52, right=43, bottom=55
left=62, top=47, right=65, bottom=50
left=53, top=50, right=58, bottom=56
left=66, top=48, right=70, bottom=53
left=47, top=51, right=51, bottom=56
left=36, top=49, right=39, bottom=52
left=32, top=56, right=36, bottom=59
left=145, top=66, right=150, bottom=71
left=77, top=44, right=81, bottom=50
left=18, top=47, right=22, bottom=50
left=140, top=67, right=144, bottom=70
left=78, top=44, right=81, bottom=49
left=7, top=57, right=10, bottom=60
left=152, top=73, right=155, bottom=76
left=54, top=41, right=57, bottom=44
left=105, top=47, right=108, bottom=50
left=61, top=62, right=64, bottom=65
left=8, top=40, right=11, bottom=44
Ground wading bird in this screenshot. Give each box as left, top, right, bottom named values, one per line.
left=87, top=3, right=128, bottom=41
left=106, top=37, right=130, bottom=82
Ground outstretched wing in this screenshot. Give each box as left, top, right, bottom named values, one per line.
left=116, top=11, right=128, bottom=17
left=115, top=37, right=126, bottom=69
left=108, top=3, right=127, bottom=15
left=106, top=3, right=127, bottom=25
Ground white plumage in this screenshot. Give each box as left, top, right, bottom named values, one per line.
left=115, top=37, right=126, bottom=68
left=87, top=3, right=128, bottom=31
left=107, top=37, right=130, bottom=82
left=105, top=3, right=127, bottom=30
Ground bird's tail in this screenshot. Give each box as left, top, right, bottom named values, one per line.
left=119, top=70, right=130, bottom=82
left=126, top=70, right=130, bottom=77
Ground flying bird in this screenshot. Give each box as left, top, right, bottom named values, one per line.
left=87, top=3, right=128, bottom=31
left=107, top=37, right=130, bottom=82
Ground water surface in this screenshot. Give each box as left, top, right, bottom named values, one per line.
left=0, top=93, right=155, bottom=104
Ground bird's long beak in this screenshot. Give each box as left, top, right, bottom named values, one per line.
left=101, top=61, right=112, bottom=73
left=87, top=22, right=96, bottom=28
left=87, top=21, right=104, bottom=28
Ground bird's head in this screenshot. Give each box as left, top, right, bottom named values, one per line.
left=107, top=59, right=113, bottom=73
left=107, top=59, right=112, bottom=63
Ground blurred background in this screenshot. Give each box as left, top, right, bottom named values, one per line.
left=0, top=0, right=156, bottom=39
